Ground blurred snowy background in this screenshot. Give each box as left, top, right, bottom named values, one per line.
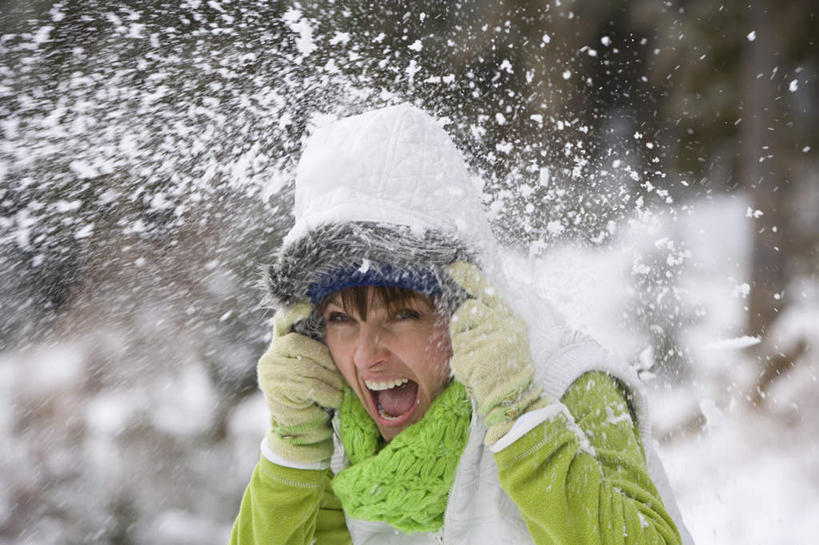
left=1, top=1, right=816, bottom=544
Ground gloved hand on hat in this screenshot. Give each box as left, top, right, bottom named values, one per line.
left=258, top=302, right=345, bottom=465
left=447, top=261, right=553, bottom=444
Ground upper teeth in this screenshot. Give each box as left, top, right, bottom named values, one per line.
left=365, top=378, right=409, bottom=391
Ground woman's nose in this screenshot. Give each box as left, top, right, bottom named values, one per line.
left=352, top=326, right=387, bottom=370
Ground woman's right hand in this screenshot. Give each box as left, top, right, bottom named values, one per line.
left=258, top=302, right=345, bottom=465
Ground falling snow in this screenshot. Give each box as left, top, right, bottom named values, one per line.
left=0, top=2, right=816, bottom=545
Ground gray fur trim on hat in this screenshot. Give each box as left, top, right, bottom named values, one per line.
left=264, top=222, right=473, bottom=313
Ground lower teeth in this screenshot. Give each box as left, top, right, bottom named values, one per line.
left=377, top=403, right=401, bottom=421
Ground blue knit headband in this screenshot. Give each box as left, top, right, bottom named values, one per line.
left=306, top=262, right=441, bottom=305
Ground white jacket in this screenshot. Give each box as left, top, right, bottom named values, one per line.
left=274, top=103, right=694, bottom=545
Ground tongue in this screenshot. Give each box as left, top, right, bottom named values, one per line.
left=377, top=381, right=418, bottom=418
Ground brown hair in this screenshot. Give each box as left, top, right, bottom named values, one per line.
left=318, top=285, right=437, bottom=321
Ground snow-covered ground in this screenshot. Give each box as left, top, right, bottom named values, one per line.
left=658, top=397, right=819, bottom=545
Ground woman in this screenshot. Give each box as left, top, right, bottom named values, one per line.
left=231, top=104, right=693, bottom=544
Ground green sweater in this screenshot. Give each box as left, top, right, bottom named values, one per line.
left=230, top=372, right=682, bottom=545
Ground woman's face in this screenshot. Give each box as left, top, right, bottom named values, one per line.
left=321, top=289, right=452, bottom=441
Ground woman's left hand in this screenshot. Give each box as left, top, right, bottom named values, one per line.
left=447, top=261, right=551, bottom=443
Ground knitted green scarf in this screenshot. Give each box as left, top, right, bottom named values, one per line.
left=331, top=380, right=472, bottom=534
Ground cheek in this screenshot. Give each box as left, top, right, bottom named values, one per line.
left=325, top=333, right=355, bottom=384
left=421, top=328, right=452, bottom=382
left=428, top=327, right=452, bottom=362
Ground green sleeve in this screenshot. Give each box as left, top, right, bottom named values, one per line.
left=494, top=371, right=682, bottom=545
left=230, top=455, right=352, bottom=545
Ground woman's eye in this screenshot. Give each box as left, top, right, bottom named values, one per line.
left=393, top=309, right=421, bottom=321
left=326, top=311, right=351, bottom=323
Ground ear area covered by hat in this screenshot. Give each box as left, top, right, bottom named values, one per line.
left=265, top=103, right=497, bottom=311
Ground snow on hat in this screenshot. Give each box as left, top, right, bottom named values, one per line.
left=265, top=103, right=489, bottom=311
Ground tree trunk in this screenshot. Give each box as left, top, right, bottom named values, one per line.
left=742, top=0, right=788, bottom=340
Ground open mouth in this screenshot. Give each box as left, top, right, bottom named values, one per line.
left=364, top=377, right=420, bottom=426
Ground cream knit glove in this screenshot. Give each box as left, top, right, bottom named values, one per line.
left=258, top=302, right=344, bottom=464
left=448, top=262, right=552, bottom=444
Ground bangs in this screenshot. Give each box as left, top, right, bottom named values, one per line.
left=320, top=285, right=435, bottom=320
